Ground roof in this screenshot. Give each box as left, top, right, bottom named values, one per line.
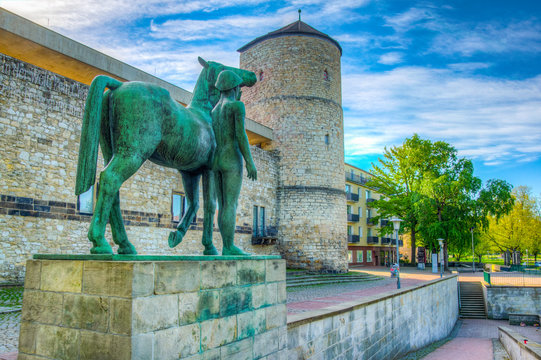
left=237, top=20, right=342, bottom=55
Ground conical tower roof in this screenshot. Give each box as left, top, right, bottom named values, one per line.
left=237, top=20, right=342, bottom=55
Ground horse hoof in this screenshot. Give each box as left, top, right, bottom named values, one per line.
left=118, top=244, right=137, bottom=255
left=203, top=246, right=219, bottom=255
left=222, top=246, right=250, bottom=256
left=168, top=231, right=183, bottom=248
left=90, top=245, right=113, bottom=254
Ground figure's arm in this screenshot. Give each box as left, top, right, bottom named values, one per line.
left=233, top=102, right=257, bottom=181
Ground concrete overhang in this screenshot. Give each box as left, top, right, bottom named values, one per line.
left=0, top=8, right=273, bottom=146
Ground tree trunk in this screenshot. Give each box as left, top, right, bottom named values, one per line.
left=410, top=227, right=416, bottom=266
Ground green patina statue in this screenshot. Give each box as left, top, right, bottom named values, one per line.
left=75, top=57, right=256, bottom=255
left=212, top=71, right=257, bottom=255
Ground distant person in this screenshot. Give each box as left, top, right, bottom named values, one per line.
left=211, top=70, right=257, bottom=255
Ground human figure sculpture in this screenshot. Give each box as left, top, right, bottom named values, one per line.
left=75, top=58, right=256, bottom=255
left=211, top=70, right=258, bottom=255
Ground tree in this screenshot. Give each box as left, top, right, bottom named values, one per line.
left=369, top=134, right=514, bottom=270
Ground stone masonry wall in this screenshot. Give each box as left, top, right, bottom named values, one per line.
left=240, top=35, right=347, bottom=272
left=287, top=275, right=459, bottom=360
left=0, top=53, right=279, bottom=282
left=485, top=286, right=541, bottom=320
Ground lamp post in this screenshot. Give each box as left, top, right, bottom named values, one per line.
left=437, top=238, right=444, bottom=278
left=391, top=217, right=403, bottom=289
left=470, top=227, right=475, bottom=273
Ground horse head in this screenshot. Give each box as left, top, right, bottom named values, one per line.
left=198, top=57, right=256, bottom=107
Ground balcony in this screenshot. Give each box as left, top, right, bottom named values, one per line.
left=347, top=235, right=360, bottom=243
left=366, top=198, right=376, bottom=206
left=390, top=239, right=404, bottom=247
left=347, top=213, right=360, bottom=222
left=251, top=226, right=278, bottom=245
left=381, top=237, right=392, bottom=245
left=367, top=236, right=379, bottom=244
left=380, top=219, right=389, bottom=227
left=346, top=192, right=359, bottom=202
left=367, top=217, right=377, bottom=226
left=346, top=173, right=370, bottom=186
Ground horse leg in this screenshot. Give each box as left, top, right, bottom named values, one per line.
left=98, top=95, right=136, bottom=254
left=88, top=155, right=145, bottom=254
left=202, top=169, right=218, bottom=255
left=168, top=172, right=201, bottom=248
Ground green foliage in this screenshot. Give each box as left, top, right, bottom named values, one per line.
left=368, top=134, right=514, bottom=267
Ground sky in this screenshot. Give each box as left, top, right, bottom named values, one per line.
left=2, top=0, right=541, bottom=195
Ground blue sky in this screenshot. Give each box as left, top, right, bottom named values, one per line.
left=2, top=0, right=541, bottom=195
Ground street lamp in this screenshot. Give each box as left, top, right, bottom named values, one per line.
left=391, top=217, right=403, bottom=289
left=437, top=238, right=444, bottom=278
left=470, top=227, right=475, bottom=273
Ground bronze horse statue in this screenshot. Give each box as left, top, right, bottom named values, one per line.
left=75, top=57, right=256, bottom=255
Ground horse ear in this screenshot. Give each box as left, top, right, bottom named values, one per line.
left=198, top=57, right=209, bottom=69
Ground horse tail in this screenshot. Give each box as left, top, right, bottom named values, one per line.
left=75, top=75, right=123, bottom=195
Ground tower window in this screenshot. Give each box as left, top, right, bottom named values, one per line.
left=172, top=192, right=187, bottom=222
left=323, top=70, right=329, bottom=81
left=259, top=71, right=264, bottom=81
left=324, top=134, right=330, bottom=145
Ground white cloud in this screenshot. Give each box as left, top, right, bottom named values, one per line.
left=378, top=52, right=403, bottom=65
left=343, top=67, right=541, bottom=167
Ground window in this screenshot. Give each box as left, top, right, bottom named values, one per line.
left=78, top=185, right=94, bottom=214
left=346, top=184, right=351, bottom=193
left=367, top=228, right=372, bottom=237
left=367, top=209, right=372, bottom=218
left=324, top=134, right=329, bottom=145
left=348, top=250, right=353, bottom=262
left=172, top=192, right=186, bottom=222
left=358, top=187, right=361, bottom=196
left=358, top=207, right=362, bottom=217
left=366, top=190, right=371, bottom=199
left=358, top=226, right=362, bottom=237
left=347, top=225, right=352, bottom=235
left=253, top=205, right=266, bottom=236
left=347, top=205, right=351, bottom=214
left=357, top=250, right=363, bottom=263
left=367, top=250, right=372, bottom=262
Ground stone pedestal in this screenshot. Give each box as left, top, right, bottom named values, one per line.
left=18, top=254, right=287, bottom=360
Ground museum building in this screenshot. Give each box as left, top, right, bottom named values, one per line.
left=0, top=8, right=347, bottom=282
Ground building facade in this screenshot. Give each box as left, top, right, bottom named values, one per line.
left=0, top=9, right=347, bottom=282
left=345, top=163, right=400, bottom=266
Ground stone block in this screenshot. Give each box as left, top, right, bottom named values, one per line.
left=237, top=311, right=255, bottom=339
left=24, top=260, right=41, bottom=289
left=266, top=304, right=286, bottom=330
left=41, top=260, right=82, bottom=293
left=220, top=287, right=252, bottom=317
left=18, top=321, right=37, bottom=354
left=200, top=261, right=236, bottom=289
left=265, top=282, right=278, bottom=305
left=79, top=330, right=131, bottom=360
left=179, top=292, right=199, bottom=325
left=252, top=284, right=267, bottom=309
left=154, top=324, right=200, bottom=359
left=277, top=282, right=287, bottom=304
left=110, top=298, right=132, bottom=335
left=265, top=259, right=285, bottom=282
left=254, top=308, right=267, bottom=335
left=62, top=294, right=109, bottom=332
left=221, top=337, right=253, bottom=360
left=254, top=327, right=280, bottom=358
left=131, top=333, right=154, bottom=360
left=201, top=316, right=237, bottom=351
left=83, top=261, right=153, bottom=298
left=35, top=324, right=80, bottom=359
left=237, top=260, right=265, bottom=285
left=155, top=261, right=200, bottom=294
left=133, top=294, right=178, bottom=333
left=21, top=290, right=63, bottom=325
left=197, top=290, right=220, bottom=322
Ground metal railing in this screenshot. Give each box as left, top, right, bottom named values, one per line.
left=346, top=173, right=370, bottom=185
left=381, top=237, right=392, bottom=245
left=347, top=213, right=360, bottom=222
left=367, top=217, right=377, bottom=225
left=483, top=269, right=541, bottom=286
left=346, top=192, right=359, bottom=202
left=367, top=236, right=379, bottom=244
left=347, top=235, right=360, bottom=243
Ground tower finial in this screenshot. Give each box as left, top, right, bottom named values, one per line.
left=298, top=9, right=301, bottom=22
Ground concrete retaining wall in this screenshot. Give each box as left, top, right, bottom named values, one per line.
left=287, top=275, right=459, bottom=359
left=485, top=286, right=541, bottom=320
left=499, top=326, right=541, bottom=360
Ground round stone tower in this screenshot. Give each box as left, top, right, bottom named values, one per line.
left=238, top=20, right=347, bottom=272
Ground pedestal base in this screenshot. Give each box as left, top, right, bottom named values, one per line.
left=18, top=255, right=287, bottom=360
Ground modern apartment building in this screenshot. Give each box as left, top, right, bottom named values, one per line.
left=345, top=163, right=400, bottom=267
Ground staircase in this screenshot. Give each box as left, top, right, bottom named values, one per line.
left=459, top=281, right=486, bottom=319
left=286, top=271, right=382, bottom=289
